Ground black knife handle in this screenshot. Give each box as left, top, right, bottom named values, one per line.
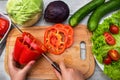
left=52, top=62, right=61, bottom=74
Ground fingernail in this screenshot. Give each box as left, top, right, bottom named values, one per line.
left=30, top=60, right=35, bottom=65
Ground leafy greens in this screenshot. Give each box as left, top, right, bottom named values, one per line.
left=92, top=10, right=120, bottom=80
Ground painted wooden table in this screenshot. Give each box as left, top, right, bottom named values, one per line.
left=0, top=0, right=111, bottom=80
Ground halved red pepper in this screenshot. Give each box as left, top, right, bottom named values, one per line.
left=13, top=32, right=47, bottom=65
left=0, top=35, right=3, bottom=40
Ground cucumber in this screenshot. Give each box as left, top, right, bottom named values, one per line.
left=69, top=0, right=105, bottom=27
left=88, top=0, right=120, bottom=32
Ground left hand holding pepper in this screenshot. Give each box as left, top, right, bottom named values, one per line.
left=8, top=51, right=35, bottom=80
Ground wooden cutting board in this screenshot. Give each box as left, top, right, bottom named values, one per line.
left=4, top=24, right=95, bottom=80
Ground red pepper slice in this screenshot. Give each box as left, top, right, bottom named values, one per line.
left=54, top=24, right=74, bottom=48
left=14, top=32, right=46, bottom=65
left=44, top=27, right=68, bottom=54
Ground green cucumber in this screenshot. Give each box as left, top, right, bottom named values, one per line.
left=88, top=0, right=120, bottom=32
left=69, top=0, right=105, bottom=27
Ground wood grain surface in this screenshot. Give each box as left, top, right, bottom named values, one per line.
left=4, top=24, right=95, bottom=80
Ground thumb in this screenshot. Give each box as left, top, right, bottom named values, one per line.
left=54, top=61, right=66, bottom=80
left=54, top=61, right=67, bottom=80
left=59, top=61, right=66, bottom=72
left=54, top=68, right=62, bottom=80
left=22, top=60, right=35, bottom=74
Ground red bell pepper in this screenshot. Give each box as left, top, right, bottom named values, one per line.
left=0, top=35, right=3, bottom=41
left=14, top=37, right=24, bottom=62
left=13, top=32, right=47, bottom=65
left=0, top=18, right=9, bottom=36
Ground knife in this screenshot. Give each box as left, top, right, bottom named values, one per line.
left=41, top=53, right=61, bottom=74
left=12, top=22, right=61, bottom=74
left=0, top=41, right=5, bottom=56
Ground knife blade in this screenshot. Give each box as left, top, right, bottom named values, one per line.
left=12, top=22, right=61, bottom=74
left=42, top=53, right=61, bottom=74
left=0, top=41, right=5, bottom=56
left=12, top=22, right=23, bottom=33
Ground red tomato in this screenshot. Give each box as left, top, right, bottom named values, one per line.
left=0, top=18, right=9, bottom=35
left=108, top=50, right=120, bottom=61
left=103, top=56, right=112, bottom=65
left=44, top=27, right=68, bottom=55
left=109, top=24, right=119, bottom=34
left=104, top=32, right=116, bottom=45
left=54, top=24, right=74, bottom=48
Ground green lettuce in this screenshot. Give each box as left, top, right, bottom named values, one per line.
left=6, top=0, right=43, bottom=25
left=92, top=10, right=120, bottom=80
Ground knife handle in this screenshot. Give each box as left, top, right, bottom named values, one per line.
left=52, top=62, right=61, bottom=74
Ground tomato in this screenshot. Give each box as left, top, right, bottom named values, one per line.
left=44, top=27, right=68, bottom=54
left=0, top=18, right=9, bottom=35
left=104, top=32, right=116, bottom=45
left=108, top=50, right=120, bottom=61
left=54, top=24, right=74, bottom=48
left=109, top=24, right=119, bottom=34
left=103, top=56, right=112, bottom=65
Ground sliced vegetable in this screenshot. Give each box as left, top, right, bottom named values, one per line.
left=103, top=49, right=120, bottom=65
left=14, top=32, right=46, bottom=65
left=44, top=24, right=74, bottom=55
left=108, top=50, right=120, bottom=61
left=0, top=18, right=9, bottom=35
left=104, top=32, right=116, bottom=45
left=88, top=0, right=120, bottom=31
left=22, top=32, right=47, bottom=52
left=44, top=27, right=67, bottom=55
left=103, top=56, right=112, bottom=65
left=53, top=24, right=73, bottom=48
left=109, top=24, right=119, bottom=34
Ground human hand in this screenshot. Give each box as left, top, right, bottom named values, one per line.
left=8, top=52, right=35, bottom=80
left=54, top=61, right=85, bottom=80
